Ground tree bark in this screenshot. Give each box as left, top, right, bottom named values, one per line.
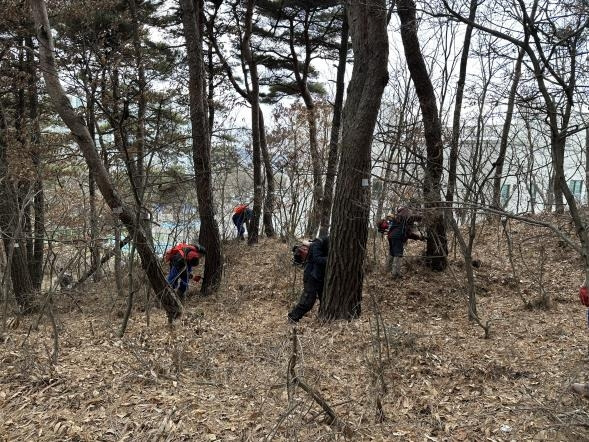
left=240, top=0, right=263, bottom=244
left=259, top=110, right=276, bottom=237
left=445, top=0, right=477, bottom=204
left=492, top=47, right=525, bottom=209
left=25, top=35, right=45, bottom=291
left=128, top=0, right=153, bottom=245
left=0, top=105, right=34, bottom=312
left=86, top=82, right=102, bottom=282
left=319, top=12, right=348, bottom=237
left=180, top=0, right=224, bottom=292
left=31, top=0, right=181, bottom=321
left=398, top=0, right=447, bottom=271
left=319, top=0, right=388, bottom=320
left=585, top=127, right=589, bottom=206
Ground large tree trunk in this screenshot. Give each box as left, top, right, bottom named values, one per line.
left=319, top=12, right=348, bottom=237
left=31, top=0, right=182, bottom=321
left=241, top=0, right=263, bottom=244
left=319, top=0, right=388, bottom=320
left=492, top=47, right=525, bottom=209
left=398, top=0, right=447, bottom=271
left=445, top=0, right=477, bottom=204
left=25, top=35, right=45, bottom=290
left=180, top=0, right=223, bottom=292
left=15, top=41, right=36, bottom=298
left=0, top=105, right=34, bottom=312
left=259, top=110, right=276, bottom=237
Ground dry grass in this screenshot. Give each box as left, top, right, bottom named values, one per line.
left=1, top=218, right=589, bottom=441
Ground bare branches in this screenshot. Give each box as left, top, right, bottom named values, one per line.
left=286, top=327, right=351, bottom=435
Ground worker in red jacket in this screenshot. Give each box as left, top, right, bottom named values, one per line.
left=232, top=204, right=253, bottom=240
left=164, top=243, right=206, bottom=298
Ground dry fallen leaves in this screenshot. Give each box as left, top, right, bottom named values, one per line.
left=1, top=223, right=589, bottom=441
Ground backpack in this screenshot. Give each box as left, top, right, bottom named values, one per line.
left=292, top=242, right=311, bottom=267
left=234, top=204, right=248, bottom=215
left=164, top=243, right=202, bottom=263
left=376, top=219, right=390, bottom=234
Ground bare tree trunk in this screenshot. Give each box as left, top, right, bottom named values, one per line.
left=25, top=35, right=44, bottom=290
left=114, top=223, right=125, bottom=298
left=304, top=105, right=323, bottom=238
left=398, top=0, right=448, bottom=271
left=88, top=172, right=101, bottom=281
left=585, top=127, right=589, bottom=206
left=15, top=41, right=36, bottom=297
left=31, top=0, right=181, bottom=321
left=240, top=0, right=263, bottom=244
left=180, top=0, right=224, bottom=292
left=128, top=0, right=152, bottom=246
left=319, top=12, right=348, bottom=237
left=553, top=138, right=567, bottom=214
left=492, top=47, right=525, bottom=209
left=0, top=106, right=34, bottom=312
left=320, top=0, right=388, bottom=320
left=259, top=110, right=276, bottom=237
left=445, top=0, right=477, bottom=203
left=86, top=84, right=102, bottom=282
left=206, top=7, right=218, bottom=135
left=546, top=170, right=555, bottom=212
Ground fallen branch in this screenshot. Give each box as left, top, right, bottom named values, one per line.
left=287, top=327, right=352, bottom=436
left=265, top=401, right=301, bottom=442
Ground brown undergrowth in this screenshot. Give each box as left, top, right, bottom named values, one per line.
left=1, top=217, right=589, bottom=441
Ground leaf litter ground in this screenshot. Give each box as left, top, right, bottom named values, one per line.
left=2, top=217, right=589, bottom=441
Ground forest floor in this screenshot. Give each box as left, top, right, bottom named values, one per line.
left=2, top=216, right=589, bottom=441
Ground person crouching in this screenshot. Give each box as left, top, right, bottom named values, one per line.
left=288, top=236, right=329, bottom=323
left=387, top=207, right=425, bottom=278
left=165, top=243, right=206, bottom=299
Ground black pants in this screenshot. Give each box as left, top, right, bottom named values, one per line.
left=288, top=277, right=323, bottom=322
left=388, top=236, right=405, bottom=257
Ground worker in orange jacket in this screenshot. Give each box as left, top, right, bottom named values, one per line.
left=164, top=243, right=206, bottom=298
left=232, top=204, right=253, bottom=240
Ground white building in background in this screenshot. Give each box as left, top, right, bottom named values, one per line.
left=454, top=120, right=588, bottom=214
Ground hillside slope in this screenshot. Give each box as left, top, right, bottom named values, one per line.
left=1, top=220, right=589, bottom=441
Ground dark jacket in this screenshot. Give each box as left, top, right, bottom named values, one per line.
left=387, top=208, right=422, bottom=242
left=304, top=237, right=329, bottom=282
